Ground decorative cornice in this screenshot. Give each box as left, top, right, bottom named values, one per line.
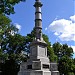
left=34, top=1, right=43, bottom=7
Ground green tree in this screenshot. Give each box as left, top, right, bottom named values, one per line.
left=0, top=1, right=27, bottom=75
left=62, top=44, right=73, bottom=58
left=0, top=0, right=25, bottom=15
left=53, top=42, right=62, bottom=60
left=1, top=59, right=20, bottom=75
left=0, top=14, right=17, bottom=61
left=0, top=14, right=27, bottom=75
left=59, top=55, right=74, bottom=75
left=53, top=42, right=74, bottom=75
left=53, top=42, right=73, bottom=60
left=72, top=58, right=75, bottom=75
left=43, top=34, right=57, bottom=62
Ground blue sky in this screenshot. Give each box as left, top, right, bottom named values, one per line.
left=9, top=0, right=75, bottom=58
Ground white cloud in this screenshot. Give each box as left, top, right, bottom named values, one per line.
left=54, top=32, right=59, bottom=36
left=45, top=27, right=48, bottom=31
left=71, top=45, right=75, bottom=53
left=54, top=16, right=59, bottom=20
left=15, top=23, right=21, bottom=30
left=47, top=15, right=75, bottom=41
left=70, top=15, right=75, bottom=22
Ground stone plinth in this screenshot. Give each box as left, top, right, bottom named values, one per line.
left=18, top=41, right=51, bottom=75
left=50, top=63, right=59, bottom=75
left=19, top=70, right=51, bottom=75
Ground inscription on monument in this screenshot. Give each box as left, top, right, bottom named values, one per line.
left=30, top=46, right=37, bottom=56
left=27, top=65, right=32, bottom=69
left=33, top=61, right=41, bottom=70
left=43, top=64, right=49, bottom=69
left=39, top=45, right=46, bottom=57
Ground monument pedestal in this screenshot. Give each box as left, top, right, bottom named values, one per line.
left=18, top=41, right=51, bottom=75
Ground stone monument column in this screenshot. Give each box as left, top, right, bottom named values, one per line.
left=18, top=0, right=52, bottom=75
left=34, top=0, right=43, bottom=41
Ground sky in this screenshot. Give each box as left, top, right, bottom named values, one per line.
left=9, top=0, right=75, bottom=58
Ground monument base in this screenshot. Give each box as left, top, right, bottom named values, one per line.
left=18, top=70, right=51, bottom=75
left=50, top=63, right=60, bottom=75
left=51, top=71, right=59, bottom=75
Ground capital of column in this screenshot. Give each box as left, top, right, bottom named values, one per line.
left=34, top=0, right=43, bottom=7
left=36, top=0, right=40, bottom=2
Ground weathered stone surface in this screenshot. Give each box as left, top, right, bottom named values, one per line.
left=50, top=63, right=59, bottom=75
left=51, top=71, right=59, bottom=75
left=50, top=63, right=58, bottom=71
left=18, top=70, right=51, bottom=75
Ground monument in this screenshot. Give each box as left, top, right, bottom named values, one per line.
left=18, top=0, right=59, bottom=75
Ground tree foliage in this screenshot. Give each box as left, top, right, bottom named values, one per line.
left=59, top=55, right=74, bottom=75
left=52, top=42, right=74, bottom=75
left=0, top=14, right=17, bottom=61
left=0, top=14, right=27, bottom=75
left=43, top=34, right=57, bottom=62
left=0, top=0, right=25, bottom=15
left=0, top=59, right=20, bottom=75
left=53, top=42, right=73, bottom=60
